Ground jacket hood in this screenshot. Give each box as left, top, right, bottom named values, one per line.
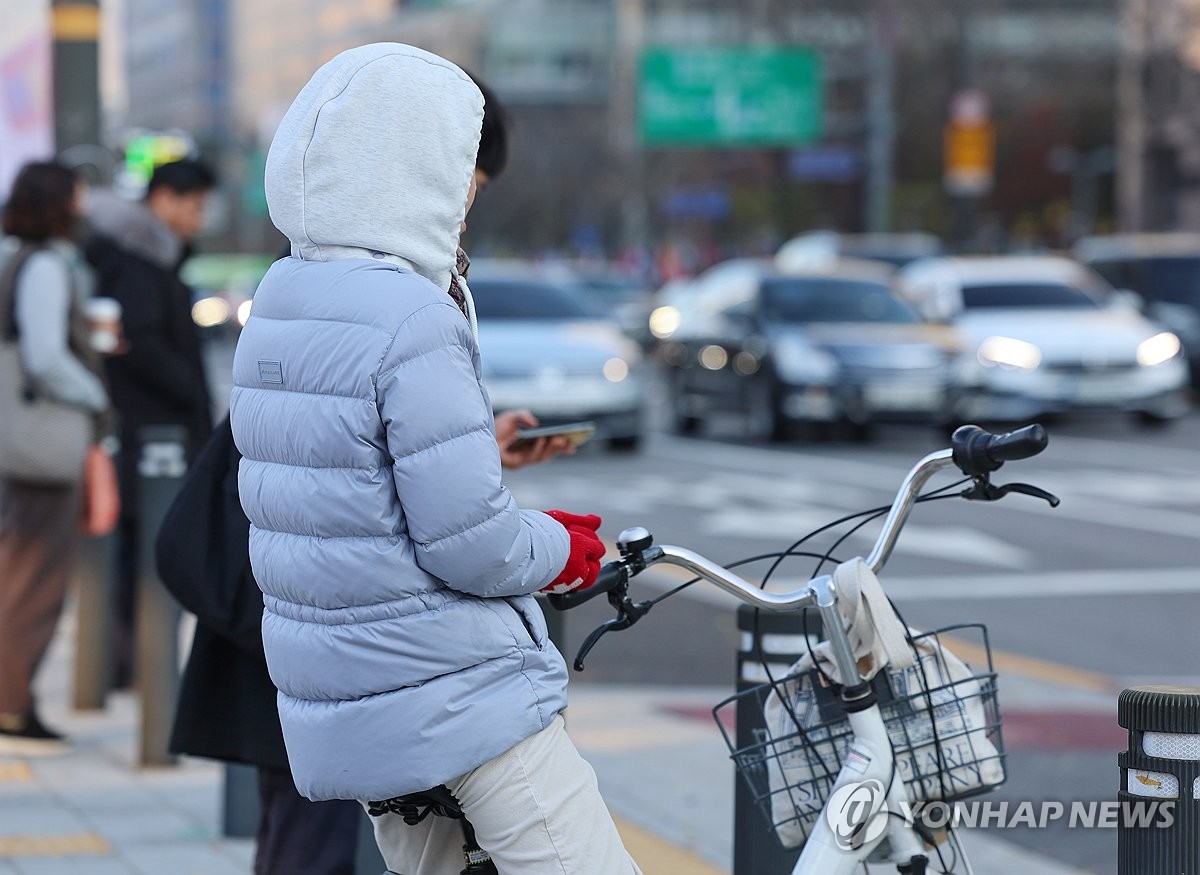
left=86, top=189, right=182, bottom=270
left=265, top=43, right=483, bottom=292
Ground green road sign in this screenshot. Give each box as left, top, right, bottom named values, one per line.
left=639, top=47, right=822, bottom=147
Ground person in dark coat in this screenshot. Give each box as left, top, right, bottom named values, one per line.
left=157, top=417, right=363, bottom=875
left=83, top=160, right=216, bottom=684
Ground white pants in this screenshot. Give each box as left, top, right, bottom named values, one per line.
left=368, top=715, right=642, bottom=875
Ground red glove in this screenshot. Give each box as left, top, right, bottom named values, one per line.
left=544, top=510, right=601, bottom=533
left=542, top=511, right=605, bottom=595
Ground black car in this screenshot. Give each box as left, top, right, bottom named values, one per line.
left=661, top=263, right=967, bottom=441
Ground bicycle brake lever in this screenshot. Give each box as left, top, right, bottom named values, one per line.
left=572, top=617, right=625, bottom=672
left=961, top=476, right=1060, bottom=507
left=995, top=481, right=1060, bottom=507
left=571, top=596, right=655, bottom=671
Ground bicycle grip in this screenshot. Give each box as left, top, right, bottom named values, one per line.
left=952, top=423, right=1048, bottom=474
left=546, top=562, right=628, bottom=611
left=987, top=423, right=1048, bottom=462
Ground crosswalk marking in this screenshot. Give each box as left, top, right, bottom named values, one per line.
left=508, top=429, right=1200, bottom=575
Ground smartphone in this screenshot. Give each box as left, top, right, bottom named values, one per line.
left=510, top=421, right=597, bottom=449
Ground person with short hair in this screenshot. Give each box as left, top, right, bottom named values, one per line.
left=84, top=158, right=217, bottom=683
left=0, top=161, right=113, bottom=753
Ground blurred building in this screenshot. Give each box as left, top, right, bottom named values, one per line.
left=122, top=0, right=231, bottom=146
left=109, top=0, right=1126, bottom=254
left=1118, top=0, right=1200, bottom=231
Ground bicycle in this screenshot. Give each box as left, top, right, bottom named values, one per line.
left=547, top=423, right=1061, bottom=875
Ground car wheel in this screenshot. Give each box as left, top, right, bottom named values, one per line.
left=608, top=434, right=642, bottom=453
left=1133, top=409, right=1178, bottom=429
left=747, top=376, right=791, bottom=442
left=845, top=420, right=876, bottom=443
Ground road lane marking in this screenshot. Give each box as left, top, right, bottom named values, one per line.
left=941, top=634, right=1118, bottom=693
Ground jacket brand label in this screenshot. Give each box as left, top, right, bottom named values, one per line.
left=258, top=360, right=284, bottom=384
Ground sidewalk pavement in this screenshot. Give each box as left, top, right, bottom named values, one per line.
left=2, top=604, right=1102, bottom=875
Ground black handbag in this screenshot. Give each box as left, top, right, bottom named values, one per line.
left=155, top=416, right=264, bottom=656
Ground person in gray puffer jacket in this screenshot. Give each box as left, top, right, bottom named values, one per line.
left=229, top=44, right=640, bottom=874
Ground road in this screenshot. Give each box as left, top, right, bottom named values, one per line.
left=500, top=403, right=1200, bottom=875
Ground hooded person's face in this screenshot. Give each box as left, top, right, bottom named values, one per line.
left=461, top=172, right=479, bottom=235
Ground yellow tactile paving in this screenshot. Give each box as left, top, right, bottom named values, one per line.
left=0, top=761, right=33, bottom=782
left=0, top=833, right=111, bottom=856
left=613, top=815, right=726, bottom=875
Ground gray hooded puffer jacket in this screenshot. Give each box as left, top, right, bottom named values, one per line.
left=229, top=44, right=571, bottom=802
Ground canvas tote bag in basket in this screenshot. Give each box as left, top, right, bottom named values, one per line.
left=0, top=243, right=92, bottom=485
left=761, top=558, right=1004, bottom=848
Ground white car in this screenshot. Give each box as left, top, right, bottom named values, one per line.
left=467, top=264, right=646, bottom=451
left=897, top=256, right=1189, bottom=424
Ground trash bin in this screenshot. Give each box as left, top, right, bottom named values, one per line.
left=1118, top=685, right=1200, bottom=874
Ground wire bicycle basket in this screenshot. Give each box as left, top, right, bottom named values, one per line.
left=714, top=623, right=1006, bottom=849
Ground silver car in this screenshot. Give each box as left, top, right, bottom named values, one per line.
left=467, top=267, right=646, bottom=451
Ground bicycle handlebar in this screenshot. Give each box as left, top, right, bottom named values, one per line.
left=548, top=423, right=1050, bottom=614
left=545, top=562, right=628, bottom=610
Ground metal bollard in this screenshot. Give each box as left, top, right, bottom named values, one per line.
left=1118, top=685, right=1200, bottom=873
left=222, top=763, right=260, bottom=838
left=134, top=425, right=188, bottom=766
left=732, top=603, right=821, bottom=875
left=72, top=533, right=116, bottom=710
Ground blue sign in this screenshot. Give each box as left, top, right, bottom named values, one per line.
left=659, top=188, right=731, bottom=220
left=788, top=148, right=861, bottom=183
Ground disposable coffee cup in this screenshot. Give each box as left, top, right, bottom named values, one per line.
left=85, top=297, right=123, bottom=353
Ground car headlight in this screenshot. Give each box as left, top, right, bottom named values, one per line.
left=1137, top=332, right=1182, bottom=367
left=603, top=357, right=630, bottom=382
left=649, top=306, right=681, bottom=339
left=772, top=338, right=838, bottom=383
left=977, top=336, right=1041, bottom=370
left=192, top=296, right=230, bottom=328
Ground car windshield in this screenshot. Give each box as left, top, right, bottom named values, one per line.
left=961, top=282, right=1102, bottom=310
left=760, top=278, right=919, bottom=324
left=468, top=279, right=596, bottom=320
